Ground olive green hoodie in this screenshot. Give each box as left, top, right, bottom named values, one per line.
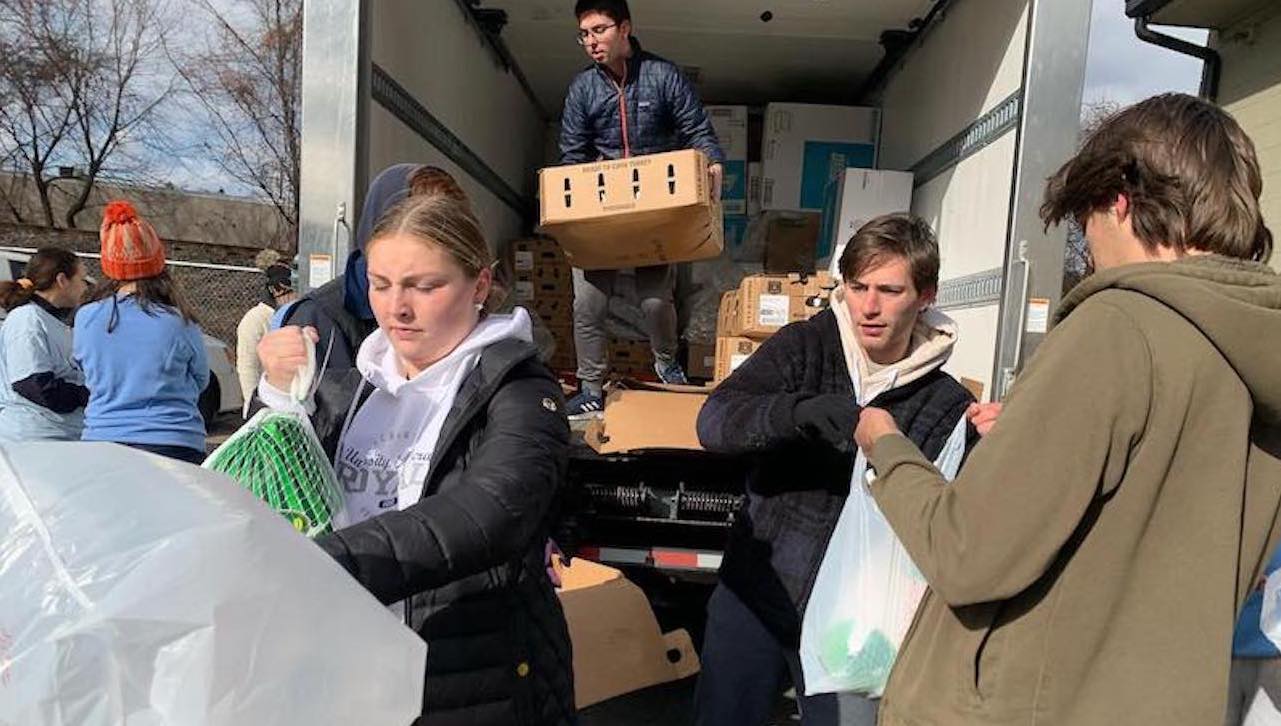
left=865, top=256, right=1281, bottom=725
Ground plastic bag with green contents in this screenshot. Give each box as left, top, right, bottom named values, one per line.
left=799, top=414, right=969, bottom=697
left=204, top=331, right=341, bottom=537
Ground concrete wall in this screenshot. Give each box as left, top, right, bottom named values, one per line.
left=1216, top=5, right=1281, bottom=271
left=0, top=172, right=291, bottom=253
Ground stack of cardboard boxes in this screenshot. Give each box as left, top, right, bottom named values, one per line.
left=608, top=338, right=655, bottom=379
left=506, top=237, right=575, bottom=370
left=714, top=271, right=838, bottom=381
left=716, top=103, right=885, bottom=275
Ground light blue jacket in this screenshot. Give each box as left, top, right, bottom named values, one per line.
left=74, top=295, right=209, bottom=452
left=0, top=302, right=85, bottom=441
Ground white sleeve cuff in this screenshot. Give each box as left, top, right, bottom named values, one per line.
left=256, top=375, right=313, bottom=416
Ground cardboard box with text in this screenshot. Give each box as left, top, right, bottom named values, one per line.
left=539, top=150, right=724, bottom=269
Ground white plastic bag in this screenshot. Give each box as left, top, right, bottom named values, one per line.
left=799, top=413, right=967, bottom=697
left=0, top=442, right=425, bottom=726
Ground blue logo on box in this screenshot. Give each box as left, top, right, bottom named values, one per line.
left=724, top=215, right=750, bottom=253
left=721, top=160, right=747, bottom=215
left=800, top=141, right=875, bottom=210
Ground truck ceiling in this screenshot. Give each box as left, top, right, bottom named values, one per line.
left=479, top=0, right=937, bottom=111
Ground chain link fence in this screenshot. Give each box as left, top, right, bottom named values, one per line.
left=1, top=245, right=268, bottom=361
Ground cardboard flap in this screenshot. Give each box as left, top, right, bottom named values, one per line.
left=555, top=556, right=623, bottom=590
left=612, top=378, right=713, bottom=394
left=662, top=629, right=701, bottom=681
left=555, top=558, right=699, bottom=709
left=586, top=389, right=708, bottom=454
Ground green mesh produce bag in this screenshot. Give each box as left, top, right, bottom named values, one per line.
left=204, top=409, right=342, bottom=538
left=203, top=333, right=341, bottom=538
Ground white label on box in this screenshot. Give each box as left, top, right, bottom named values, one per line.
left=730, top=353, right=752, bottom=371
left=515, top=281, right=535, bottom=303
left=1026, top=298, right=1051, bottom=333
left=514, top=251, right=534, bottom=271
left=308, top=254, right=333, bottom=289
left=757, top=295, right=790, bottom=327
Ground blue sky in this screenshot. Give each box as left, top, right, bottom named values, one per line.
left=1082, top=0, right=1208, bottom=108
left=166, top=0, right=1212, bottom=198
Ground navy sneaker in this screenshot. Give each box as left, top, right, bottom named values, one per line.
left=656, top=360, right=690, bottom=385
left=566, top=390, right=605, bottom=420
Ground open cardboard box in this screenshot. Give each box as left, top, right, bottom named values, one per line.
left=555, top=557, right=700, bottom=709
left=584, top=380, right=709, bottom=454
left=539, top=150, right=724, bottom=270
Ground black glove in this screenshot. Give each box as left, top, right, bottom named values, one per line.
left=793, top=394, right=862, bottom=450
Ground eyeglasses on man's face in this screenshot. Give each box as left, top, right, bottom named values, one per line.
left=576, top=22, right=617, bottom=45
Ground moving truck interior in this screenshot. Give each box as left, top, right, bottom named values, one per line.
left=298, top=0, right=1093, bottom=400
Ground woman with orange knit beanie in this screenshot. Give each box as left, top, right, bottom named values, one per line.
left=73, top=201, right=211, bottom=464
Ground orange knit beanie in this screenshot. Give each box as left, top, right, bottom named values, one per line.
left=99, top=200, right=166, bottom=281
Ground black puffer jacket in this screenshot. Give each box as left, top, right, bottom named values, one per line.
left=267, top=338, right=575, bottom=725
left=696, top=309, right=977, bottom=647
left=558, top=37, right=724, bottom=165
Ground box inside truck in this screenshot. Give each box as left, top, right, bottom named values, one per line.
left=300, top=0, right=1087, bottom=399
left=297, top=0, right=1091, bottom=592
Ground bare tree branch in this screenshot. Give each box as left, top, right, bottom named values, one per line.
left=167, top=0, right=300, bottom=245
left=0, top=0, right=172, bottom=229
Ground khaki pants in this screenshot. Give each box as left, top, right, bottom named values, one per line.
left=1226, top=658, right=1281, bottom=726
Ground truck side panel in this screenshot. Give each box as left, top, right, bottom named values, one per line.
left=876, top=0, right=1031, bottom=397
left=368, top=0, right=545, bottom=246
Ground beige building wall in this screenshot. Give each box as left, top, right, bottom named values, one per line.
left=1216, top=5, right=1281, bottom=271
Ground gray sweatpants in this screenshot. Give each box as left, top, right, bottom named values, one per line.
left=573, top=265, right=678, bottom=394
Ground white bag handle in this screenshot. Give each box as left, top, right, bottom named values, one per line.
left=288, top=328, right=316, bottom=404
left=288, top=329, right=334, bottom=405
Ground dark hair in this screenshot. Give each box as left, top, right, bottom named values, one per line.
left=575, top=0, right=630, bottom=23
left=408, top=165, right=471, bottom=209
left=87, top=269, right=200, bottom=332
left=0, top=247, right=81, bottom=312
left=1041, top=93, right=1272, bottom=263
left=839, top=213, right=940, bottom=294
left=265, top=263, right=293, bottom=294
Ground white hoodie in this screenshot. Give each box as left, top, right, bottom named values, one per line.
left=828, top=285, right=959, bottom=403
left=260, top=309, right=533, bottom=528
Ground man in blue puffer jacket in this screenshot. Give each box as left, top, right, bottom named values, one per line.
left=559, top=0, right=725, bottom=418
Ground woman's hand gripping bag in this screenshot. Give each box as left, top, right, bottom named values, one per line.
left=204, top=336, right=341, bottom=537
left=0, top=442, right=424, bottom=726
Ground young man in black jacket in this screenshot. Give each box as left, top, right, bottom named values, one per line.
left=694, top=213, right=980, bottom=726
left=559, top=0, right=725, bottom=417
